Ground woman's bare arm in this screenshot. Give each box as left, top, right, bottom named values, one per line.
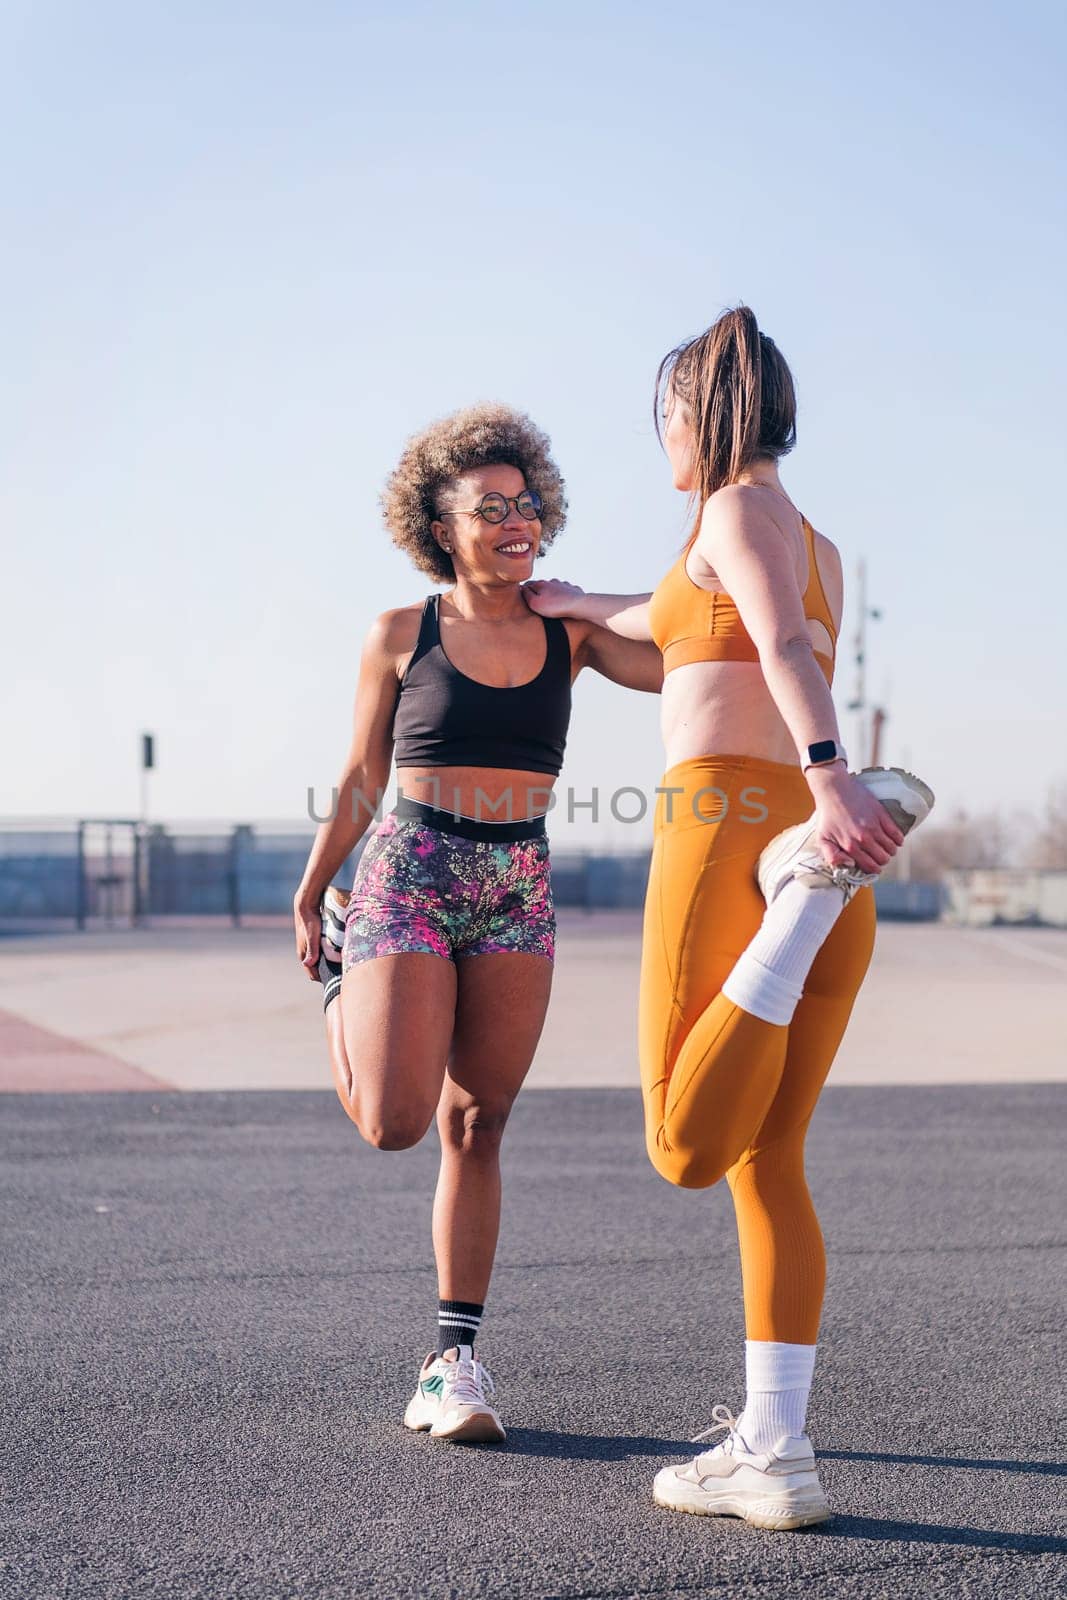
left=696, top=488, right=904, bottom=872
left=293, top=609, right=411, bottom=973
left=524, top=579, right=654, bottom=641
left=575, top=623, right=663, bottom=693
left=693, top=489, right=842, bottom=760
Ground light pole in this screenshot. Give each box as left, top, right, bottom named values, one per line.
left=140, top=733, right=154, bottom=826
left=137, top=733, right=155, bottom=924
left=845, top=560, right=883, bottom=767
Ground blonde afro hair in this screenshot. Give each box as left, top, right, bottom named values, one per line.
left=381, top=402, right=568, bottom=582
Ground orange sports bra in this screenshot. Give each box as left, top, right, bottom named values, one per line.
left=648, top=515, right=838, bottom=687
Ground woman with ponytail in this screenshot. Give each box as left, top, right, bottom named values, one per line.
left=525, top=307, right=934, bottom=1529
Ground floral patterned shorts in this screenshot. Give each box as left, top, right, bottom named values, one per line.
left=342, top=806, right=555, bottom=969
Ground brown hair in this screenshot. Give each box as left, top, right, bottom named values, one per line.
left=654, top=305, right=797, bottom=512
left=381, top=402, right=567, bottom=583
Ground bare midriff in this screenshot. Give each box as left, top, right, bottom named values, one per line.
left=660, top=607, right=835, bottom=771
left=397, top=765, right=558, bottom=822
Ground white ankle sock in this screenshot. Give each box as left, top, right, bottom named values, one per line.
left=735, top=1340, right=816, bottom=1452
left=721, top=880, right=845, bottom=1025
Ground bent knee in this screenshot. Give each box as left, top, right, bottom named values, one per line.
left=346, top=1089, right=433, bottom=1150
left=358, top=1115, right=429, bottom=1152
left=645, top=1128, right=727, bottom=1190
left=440, top=1101, right=513, bottom=1157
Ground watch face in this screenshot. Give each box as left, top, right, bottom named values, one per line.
left=808, top=740, right=838, bottom=764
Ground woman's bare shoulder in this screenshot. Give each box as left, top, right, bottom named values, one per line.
left=366, top=600, right=427, bottom=657
left=701, top=483, right=805, bottom=548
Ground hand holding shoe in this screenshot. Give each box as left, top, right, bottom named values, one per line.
left=805, top=765, right=906, bottom=876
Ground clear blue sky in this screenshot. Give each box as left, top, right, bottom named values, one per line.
left=3, top=0, right=1065, bottom=846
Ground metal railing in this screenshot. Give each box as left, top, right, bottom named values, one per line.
left=0, top=818, right=956, bottom=927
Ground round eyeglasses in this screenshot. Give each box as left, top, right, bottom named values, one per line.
left=438, top=489, right=543, bottom=525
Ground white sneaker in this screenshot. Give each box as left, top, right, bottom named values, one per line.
left=320, top=885, right=350, bottom=957
left=653, top=1406, right=830, bottom=1531
left=757, top=765, right=936, bottom=907
left=402, top=1346, right=505, bottom=1443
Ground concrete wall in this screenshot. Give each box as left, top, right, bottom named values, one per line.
left=943, top=868, right=1067, bottom=926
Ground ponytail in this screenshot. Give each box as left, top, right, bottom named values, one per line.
left=654, top=304, right=796, bottom=512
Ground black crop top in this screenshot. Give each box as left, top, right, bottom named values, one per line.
left=392, top=595, right=572, bottom=775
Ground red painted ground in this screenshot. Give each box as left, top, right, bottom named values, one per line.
left=0, top=1009, right=173, bottom=1093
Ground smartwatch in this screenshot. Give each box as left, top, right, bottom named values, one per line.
left=803, top=739, right=847, bottom=772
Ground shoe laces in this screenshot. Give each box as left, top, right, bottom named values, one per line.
left=800, top=859, right=877, bottom=902
left=442, top=1356, right=495, bottom=1407
left=689, top=1403, right=743, bottom=1454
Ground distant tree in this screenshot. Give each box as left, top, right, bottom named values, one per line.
left=1026, top=781, right=1067, bottom=869
left=900, top=806, right=1014, bottom=880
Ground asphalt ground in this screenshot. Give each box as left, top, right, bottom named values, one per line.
left=2, top=1084, right=1064, bottom=1599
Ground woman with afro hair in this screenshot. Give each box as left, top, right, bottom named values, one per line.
left=294, top=402, right=660, bottom=1443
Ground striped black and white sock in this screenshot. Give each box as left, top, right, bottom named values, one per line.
left=317, top=949, right=343, bottom=1013
left=437, top=1299, right=483, bottom=1356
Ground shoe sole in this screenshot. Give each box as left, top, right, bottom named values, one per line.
left=403, top=1399, right=505, bottom=1444
left=402, top=1400, right=434, bottom=1434
left=430, top=1410, right=506, bottom=1444
left=852, top=766, right=935, bottom=833
left=652, top=1483, right=831, bottom=1531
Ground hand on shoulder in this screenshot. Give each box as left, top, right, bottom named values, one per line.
left=522, top=578, right=588, bottom=618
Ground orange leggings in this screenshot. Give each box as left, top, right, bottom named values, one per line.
left=639, top=756, right=876, bottom=1343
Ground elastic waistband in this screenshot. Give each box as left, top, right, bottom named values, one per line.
left=393, top=795, right=548, bottom=843
left=660, top=753, right=809, bottom=787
